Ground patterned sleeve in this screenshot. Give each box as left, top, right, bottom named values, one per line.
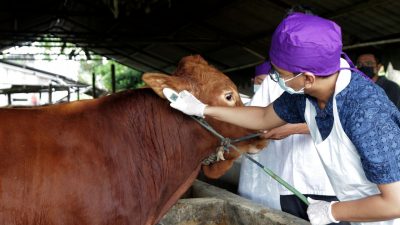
left=272, top=92, right=306, bottom=123
left=346, top=88, right=400, bottom=184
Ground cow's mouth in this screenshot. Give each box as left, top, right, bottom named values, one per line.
left=246, top=145, right=263, bottom=154
left=202, top=147, right=225, bottom=165
left=246, top=151, right=259, bottom=155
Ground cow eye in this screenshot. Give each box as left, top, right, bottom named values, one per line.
left=225, top=93, right=233, bottom=101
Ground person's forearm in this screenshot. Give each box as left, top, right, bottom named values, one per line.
left=204, top=104, right=286, bottom=131
left=333, top=195, right=400, bottom=222
left=332, top=182, right=400, bottom=222
left=263, top=123, right=310, bottom=140
left=289, top=123, right=310, bottom=135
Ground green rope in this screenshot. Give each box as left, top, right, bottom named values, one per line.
left=191, top=116, right=310, bottom=206
left=230, top=145, right=309, bottom=206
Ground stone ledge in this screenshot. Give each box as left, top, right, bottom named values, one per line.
left=160, top=180, right=310, bottom=225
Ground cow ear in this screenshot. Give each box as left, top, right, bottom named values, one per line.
left=142, top=73, right=186, bottom=99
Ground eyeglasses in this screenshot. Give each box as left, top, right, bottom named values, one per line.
left=269, top=67, right=280, bottom=82
left=269, top=67, right=303, bottom=83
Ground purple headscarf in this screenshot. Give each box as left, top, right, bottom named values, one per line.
left=255, top=61, right=271, bottom=77
left=269, top=13, right=342, bottom=76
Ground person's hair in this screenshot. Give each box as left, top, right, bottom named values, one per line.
left=286, top=5, right=314, bottom=16
left=357, top=48, right=382, bottom=64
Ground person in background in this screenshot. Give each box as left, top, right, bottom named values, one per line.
left=167, top=12, right=400, bottom=225
left=252, top=63, right=268, bottom=93
left=239, top=61, right=348, bottom=224
left=357, top=52, right=400, bottom=108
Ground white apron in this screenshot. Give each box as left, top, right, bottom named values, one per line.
left=304, top=63, right=400, bottom=225
left=239, top=76, right=335, bottom=210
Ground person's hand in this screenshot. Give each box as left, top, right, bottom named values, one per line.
left=260, top=123, right=309, bottom=140
left=307, top=197, right=339, bottom=225
left=260, top=125, right=292, bottom=140
left=261, top=129, right=290, bottom=140
left=168, top=90, right=207, bottom=118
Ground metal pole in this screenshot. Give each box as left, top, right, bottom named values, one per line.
left=111, top=64, right=116, bottom=93
left=343, top=37, right=400, bottom=50
left=222, top=61, right=263, bottom=73
left=48, top=83, right=53, bottom=104
left=77, top=87, right=80, bottom=100
left=7, top=93, right=11, bottom=106
left=67, top=88, right=70, bottom=102
left=92, top=72, right=96, bottom=99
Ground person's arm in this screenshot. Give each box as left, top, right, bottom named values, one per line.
left=167, top=89, right=305, bottom=131
left=336, top=88, right=400, bottom=221
left=204, top=104, right=286, bottom=131
left=262, top=123, right=309, bottom=140
left=308, top=90, right=400, bottom=224
left=332, top=181, right=400, bottom=222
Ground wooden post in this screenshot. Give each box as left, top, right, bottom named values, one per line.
left=76, top=87, right=80, bottom=101
left=48, top=83, right=53, bottom=104
left=111, top=64, right=116, bottom=93
left=92, top=72, right=96, bottom=99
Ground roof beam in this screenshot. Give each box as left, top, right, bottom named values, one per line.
left=124, top=0, right=241, bottom=70
left=343, top=34, right=400, bottom=50
left=242, top=0, right=393, bottom=47
left=61, top=17, right=175, bottom=71
left=324, top=0, right=392, bottom=19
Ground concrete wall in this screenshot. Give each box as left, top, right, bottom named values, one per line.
left=160, top=180, right=310, bottom=225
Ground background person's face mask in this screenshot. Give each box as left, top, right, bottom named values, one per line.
left=357, top=66, right=375, bottom=78
left=253, top=84, right=261, bottom=93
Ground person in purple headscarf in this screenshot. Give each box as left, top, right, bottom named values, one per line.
left=252, top=62, right=271, bottom=93
left=240, top=61, right=342, bottom=224
left=166, top=13, right=400, bottom=225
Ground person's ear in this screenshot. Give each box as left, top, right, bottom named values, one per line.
left=303, top=72, right=315, bottom=89
left=377, top=63, right=383, bottom=72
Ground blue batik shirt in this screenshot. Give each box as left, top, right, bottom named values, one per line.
left=273, top=71, right=400, bottom=184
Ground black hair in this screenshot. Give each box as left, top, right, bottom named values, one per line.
left=356, top=48, right=383, bottom=64
left=286, top=5, right=315, bottom=16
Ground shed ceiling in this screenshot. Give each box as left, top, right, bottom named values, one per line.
left=1, top=0, right=400, bottom=74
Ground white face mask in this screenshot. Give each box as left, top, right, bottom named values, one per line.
left=271, top=70, right=305, bottom=94
left=253, top=84, right=261, bottom=93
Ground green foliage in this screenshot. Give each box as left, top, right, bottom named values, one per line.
left=80, top=59, right=144, bottom=92
left=101, top=63, right=144, bottom=91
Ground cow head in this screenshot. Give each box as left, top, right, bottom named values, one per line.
left=142, top=55, right=266, bottom=179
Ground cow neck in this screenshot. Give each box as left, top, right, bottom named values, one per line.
left=112, top=90, right=216, bottom=224
left=153, top=164, right=201, bottom=224
left=191, top=116, right=261, bottom=165
left=191, top=116, right=310, bottom=206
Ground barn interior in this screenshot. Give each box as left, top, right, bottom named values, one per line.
left=1, top=0, right=400, bottom=217
left=2, top=0, right=400, bottom=96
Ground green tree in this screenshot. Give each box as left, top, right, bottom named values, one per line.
left=80, top=59, right=144, bottom=92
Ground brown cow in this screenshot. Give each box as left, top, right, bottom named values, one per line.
left=0, top=55, right=265, bottom=225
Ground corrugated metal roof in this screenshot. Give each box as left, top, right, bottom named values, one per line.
left=1, top=0, right=400, bottom=74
